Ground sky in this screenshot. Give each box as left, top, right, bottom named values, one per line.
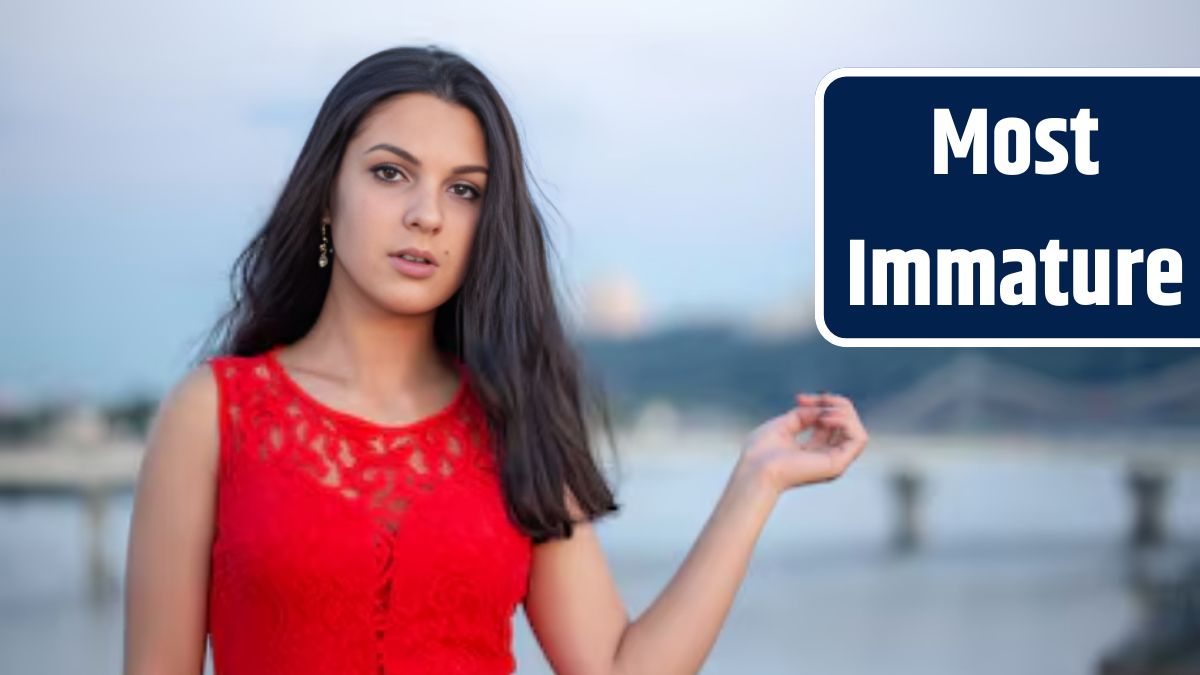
left=2, top=0, right=1199, bottom=402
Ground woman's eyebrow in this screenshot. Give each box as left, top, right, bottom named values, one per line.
left=364, top=142, right=488, bottom=176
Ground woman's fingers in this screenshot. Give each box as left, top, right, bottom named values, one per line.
left=815, top=409, right=848, bottom=447
left=821, top=409, right=868, bottom=464
left=749, top=406, right=819, bottom=449
left=794, top=391, right=868, bottom=458
left=739, top=390, right=869, bottom=488
left=801, top=411, right=836, bottom=450
left=796, top=391, right=850, bottom=410
left=742, top=391, right=870, bottom=489
left=790, top=406, right=822, bottom=431
left=795, top=392, right=827, bottom=407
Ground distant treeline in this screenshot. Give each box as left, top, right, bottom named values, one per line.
left=0, top=397, right=157, bottom=445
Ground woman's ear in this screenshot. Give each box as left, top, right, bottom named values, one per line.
left=322, top=190, right=337, bottom=223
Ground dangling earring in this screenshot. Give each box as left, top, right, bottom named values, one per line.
left=318, top=220, right=332, bottom=268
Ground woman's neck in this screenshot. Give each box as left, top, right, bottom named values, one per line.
left=284, top=275, right=452, bottom=404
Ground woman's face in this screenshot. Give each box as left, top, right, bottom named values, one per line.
left=323, top=92, right=488, bottom=315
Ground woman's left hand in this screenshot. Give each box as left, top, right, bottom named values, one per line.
left=737, top=392, right=869, bottom=496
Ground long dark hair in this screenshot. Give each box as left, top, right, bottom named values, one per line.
left=196, top=45, right=621, bottom=543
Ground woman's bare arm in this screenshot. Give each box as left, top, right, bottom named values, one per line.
left=524, top=394, right=869, bottom=675
left=123, top=364, right=220, bottom=675
left=524, top=461, right=777, bottom=675
left=523, top=489, right=631, bottom=675
left=606, top=460, right=779, bottom=675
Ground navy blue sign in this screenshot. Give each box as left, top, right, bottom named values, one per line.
left=816, top=70, right=1199, bottom=346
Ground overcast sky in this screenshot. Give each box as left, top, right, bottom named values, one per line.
left=2, top=0, right=1198, bottom=401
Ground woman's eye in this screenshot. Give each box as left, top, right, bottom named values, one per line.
left=372, top=166, right=405, bottom=182
left=451, top=183, right=481, bottom=200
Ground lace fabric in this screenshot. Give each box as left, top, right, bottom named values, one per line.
left=205, top=348, right=532, bottom=674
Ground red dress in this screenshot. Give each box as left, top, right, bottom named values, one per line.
left=205, top=347, right=533, bottom=674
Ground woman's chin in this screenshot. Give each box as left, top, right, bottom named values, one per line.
left=377, top=291, right=448, bottom=317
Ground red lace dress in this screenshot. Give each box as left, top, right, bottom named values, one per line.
left=204, top=347, right=533, bottom=674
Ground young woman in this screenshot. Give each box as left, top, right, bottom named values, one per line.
left=123, top=45, right=869, bottom=675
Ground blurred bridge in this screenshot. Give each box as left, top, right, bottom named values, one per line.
left=866, top=351, right=1200, bottom=435
left=863, top=352, right=1200, bottom=557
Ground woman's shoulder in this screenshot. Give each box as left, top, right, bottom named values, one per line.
left=152, top=350, right=269, bottom=450
left=155, top=360, right=223, bottom=434
left=138, top=360, right=224, bottom=488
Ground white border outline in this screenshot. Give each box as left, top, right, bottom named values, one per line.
left=814, top=67, right=1200, bottom=347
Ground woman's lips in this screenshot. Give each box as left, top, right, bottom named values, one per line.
left=388, top=254, right=437, bottom=279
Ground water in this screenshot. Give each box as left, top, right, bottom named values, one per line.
left=2, top=443, right=1198, bottom=674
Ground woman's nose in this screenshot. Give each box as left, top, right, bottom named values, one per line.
left=403, top=188, right=443, bottom=233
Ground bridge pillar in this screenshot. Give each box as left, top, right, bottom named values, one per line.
left=889, top=465, right=924, bottom=552
left=85, top=487, right=118, bottom=604
left=1126, top=463, right=1170, bottom=549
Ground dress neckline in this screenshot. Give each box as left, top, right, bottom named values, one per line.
left=263, top=346, right=470, bottom=433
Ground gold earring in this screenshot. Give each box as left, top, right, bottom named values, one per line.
left=319, top=220, right=331, bottom=268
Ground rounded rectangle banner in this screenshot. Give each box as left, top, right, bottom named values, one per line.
left=816, top=68, right=1199, bottom=346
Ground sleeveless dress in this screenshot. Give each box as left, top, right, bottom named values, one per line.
left=204, top=347, right=533, bottom=674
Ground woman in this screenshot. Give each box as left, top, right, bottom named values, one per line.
left=123, top=45, right=869, bottom=675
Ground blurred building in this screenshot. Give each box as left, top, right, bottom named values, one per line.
left=578, top=272, right=647, bottom=339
